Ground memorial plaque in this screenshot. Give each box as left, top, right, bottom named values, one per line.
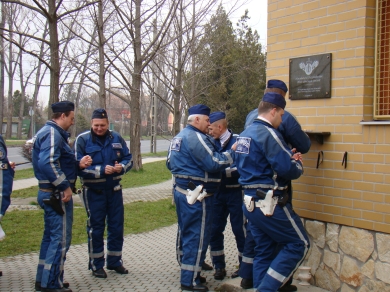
left=289, top=53, right=332, bottom=100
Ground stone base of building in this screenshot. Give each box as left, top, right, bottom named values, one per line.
left=298, top=219, right=390, bottom=292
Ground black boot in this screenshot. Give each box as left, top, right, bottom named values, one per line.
left=92, top=268, right=107, bottom=278
left=201, top=262, right=213, bottom=271
left=35, top=282, right=69, bottom=291
left=107, top=265, right=128, bottom=274
left=181, top=283, right=209, bottom=291
left=231, top=269, right=239, bottom=278
left=41, top=288, right=72, bottom=292
left=240, top=278, right=253, bottom=289
left=278, top=284, right=298, bottom=291
left=213, top=268, right=226, bottom=280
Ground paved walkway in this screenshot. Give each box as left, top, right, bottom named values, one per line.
left=0, top=157, right=329, bottom=292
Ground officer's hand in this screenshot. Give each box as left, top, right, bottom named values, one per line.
left=105, top=165, right=115, bottom=174
left=9, top=161, right=15, bottom=169
left=292, top=152, right=303, bottom=163
left=62, top=187, right=73, bottom=202
left=114, top=161, right=123, bottom=173
left=80, top=155, right=93, bottom=169
left=231, top=142, right=237, bottom=151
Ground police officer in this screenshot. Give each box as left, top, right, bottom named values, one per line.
left=34, top=101, right=92, bottom=292
left=239, top=80, right=311, bottom=292
left=235, top=92, right=309, bottom=292
left=75, top=108, right=133, bottom=279
left=167, top=104, right=234, bottom=292
left=208, top=112, right=245, bottom=280
left=0, top=135, right=15, bottom=276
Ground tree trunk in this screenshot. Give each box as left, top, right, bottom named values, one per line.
left=17, top=44, right=25, bottom=139
left=130, top=0, right=142, bottom=171
left=47, top=0, right=60, bottom=118
left=6, top=14, right=13, bottom=139
left=97, top=0, right=106, bottom=108
left=0, top=2, right=5, bottom=135
left=173, top=0, right=183, bottom=136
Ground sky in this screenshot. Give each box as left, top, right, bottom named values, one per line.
left=227, top=0, right=268, bottom=47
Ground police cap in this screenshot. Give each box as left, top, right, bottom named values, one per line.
left=91, top=108, right=108, bottom=119
left=267, top=79, right=288, bottom=93
left=209, top=111, right=226, bottom=124
left=51, top=101, right=74, bottom=113
left=188, top=104, right=210, bottom=116
left=262, top=92, right=286, bottom=109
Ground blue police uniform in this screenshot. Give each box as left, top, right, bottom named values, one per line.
left=33, top=120, right=76, bottom=290
left=75, top=129, right=132, bottom=272
left=235, top=117, right=309, bottom=292
left=0, top=135, right=15, bottom=220
left=240, top=109, right=311, bottom=287
left=167, top=113, right=234, bottom=289
left=209, top=129, right=245, bottom=272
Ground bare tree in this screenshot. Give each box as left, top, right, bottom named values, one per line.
left=0, top=0, right=99, bottom=118
left=103, top=0, right=179, bottom=170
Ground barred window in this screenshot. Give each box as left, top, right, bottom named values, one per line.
left=375, top=0, right=390, bottom=119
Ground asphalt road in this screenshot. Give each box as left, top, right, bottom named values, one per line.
left=8, top=139, right=171, bottom=170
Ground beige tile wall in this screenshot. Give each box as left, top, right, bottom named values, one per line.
left=267, top=0, right=390, bottom=233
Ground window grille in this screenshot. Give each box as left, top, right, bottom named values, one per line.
left=375, top=0, right=390, bottom=119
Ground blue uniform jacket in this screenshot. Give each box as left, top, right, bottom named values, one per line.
left=32, top=121, right=77, bottom=191
left=245, top=109, right=311, bottom=154
left=167, top=124, right=234, bottom=193
left=75, top=130, right=133, bottom=189
left=217, top=130, right=240, bottom=191
left=0, top=135, right=14, bottom=217
left=236, top=119, right=303, bottom=196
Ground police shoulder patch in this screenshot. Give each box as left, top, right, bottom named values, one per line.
left=236, top=137, right=251, bottom=154
left=0, top=148, right=5, bottom=160
left=170, top=137, right=182, bottom=151
left=112, top=143, right=123, bottom=149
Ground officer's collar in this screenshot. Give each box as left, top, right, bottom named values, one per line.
left=90, top=129, right=112, bottom=143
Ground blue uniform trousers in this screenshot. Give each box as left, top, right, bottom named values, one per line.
left=239, top=222, right=256, bottom=279
left=36, top=190, right=73, bottom=289
left=239, top=226, right=294, bottom=287
left=82, top=186, right=124, bottom=271
left=243, top=203, right=309, bottom=292
left=174, top=189, right=213, bottom=286
left=210, top=188, right=245, bottom=269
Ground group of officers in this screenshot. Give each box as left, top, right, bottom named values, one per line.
left=0, top=78, right=310, bottom=292
left=0, top=102, right=133, bottom=292
left=167, top=79, right=312, bottom=292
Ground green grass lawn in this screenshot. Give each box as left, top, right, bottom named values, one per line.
left=12, top=160, right=170, bottom=199
left=0, top=198, right=176, bottom=258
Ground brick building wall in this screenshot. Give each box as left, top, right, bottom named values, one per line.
left=266, top=0, right=389, bottom=234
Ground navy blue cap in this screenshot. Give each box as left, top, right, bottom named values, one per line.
left=51, top=101, right=74, bottom=113
left=188, top=104, right=210, bottom=116
left=262, top=92, right=286, bottom=109
left=209, top=111, right=226, bottom=124
left=91, top=108, right=108, bottom=119
left=267, top=79, right=288, bottom=93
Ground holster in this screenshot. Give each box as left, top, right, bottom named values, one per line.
left=43, top=190, right=64, bottom=215
left=256, top=189, right=278, bottom=216
left=186, top=181, right=207, bottom=204
left=244, top=195, right=255, bottom=212
left=256, top=189, right=289, bottom=207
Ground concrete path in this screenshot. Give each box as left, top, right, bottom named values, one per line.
left=0, top=157, right=329, bottom=292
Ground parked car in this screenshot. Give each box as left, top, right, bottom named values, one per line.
left=21, top=139, right=33, bottom=162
